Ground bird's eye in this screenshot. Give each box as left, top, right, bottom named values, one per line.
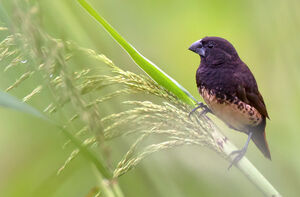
left=208, top=43, right=214, bottom=48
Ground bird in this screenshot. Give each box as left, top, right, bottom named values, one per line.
left=188, top=37, right=271, bottom=168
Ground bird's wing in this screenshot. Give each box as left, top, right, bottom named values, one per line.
left=234, top=68, right=269, bottom=119
left=236, top=85, right=269, bottom=118
left=245, top=90, right=269, bottom=119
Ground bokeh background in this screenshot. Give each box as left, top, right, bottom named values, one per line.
left=0, top=0, right=300, bottom=196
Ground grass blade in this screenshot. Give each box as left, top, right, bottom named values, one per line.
left=0, top=91, right=46, bottom=119
left=77, top=0, right=197, bottom=106
left=0, top=90, right=112, bottom=179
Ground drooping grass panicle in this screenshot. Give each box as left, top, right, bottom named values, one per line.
left=0, top=28, right=223, bottom=179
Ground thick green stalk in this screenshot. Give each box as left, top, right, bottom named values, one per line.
left=77, top=0, right=196, bottom=106
left=205, top=116, right=281, bottom=197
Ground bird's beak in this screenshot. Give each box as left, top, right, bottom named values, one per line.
left=188, top=40, right=206, bottom=57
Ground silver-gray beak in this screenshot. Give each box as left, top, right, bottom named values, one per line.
left=188, top=41, right=199, bottom=52
left=188, top=40, right=206, bottom=57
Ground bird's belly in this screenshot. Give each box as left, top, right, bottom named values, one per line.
left=200, top=88, right=262, bottom=131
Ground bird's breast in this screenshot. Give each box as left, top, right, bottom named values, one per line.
left=199, top=87, right=262, bottom=132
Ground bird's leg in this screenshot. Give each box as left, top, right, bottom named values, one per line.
left=188, top=102, right=212, bottom=118
left=228, top=131, right=253, bottom=170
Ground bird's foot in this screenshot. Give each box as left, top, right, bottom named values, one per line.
left=188, top=102, right=212, bottom=118
left=227, top=147, right=247, bottom=170
left=227, top=132, right=252, bottom=170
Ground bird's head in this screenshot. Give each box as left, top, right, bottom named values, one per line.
left=189, top=37, right=239, bottom=66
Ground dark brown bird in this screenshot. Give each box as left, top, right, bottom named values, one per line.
left=188, top=37, right=271, bottom=168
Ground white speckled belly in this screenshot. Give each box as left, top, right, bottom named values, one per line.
left=200, top=87, right=262, bottom=131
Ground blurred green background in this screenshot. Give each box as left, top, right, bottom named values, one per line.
left=0, top=0, right=300, bottom=196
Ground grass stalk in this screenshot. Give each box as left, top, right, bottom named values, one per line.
left=77, top=0, right=196, bottom=106
left=204, top=115, right=281, bottom=196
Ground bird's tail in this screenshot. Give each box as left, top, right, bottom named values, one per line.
left=251, top=120, right=271, bottom=160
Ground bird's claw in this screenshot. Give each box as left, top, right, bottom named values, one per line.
left=188, top=102, right=211, bottom=118
left=227, top=148, right=247, bottom=170
left=227, top=131, right=252, bottom=170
